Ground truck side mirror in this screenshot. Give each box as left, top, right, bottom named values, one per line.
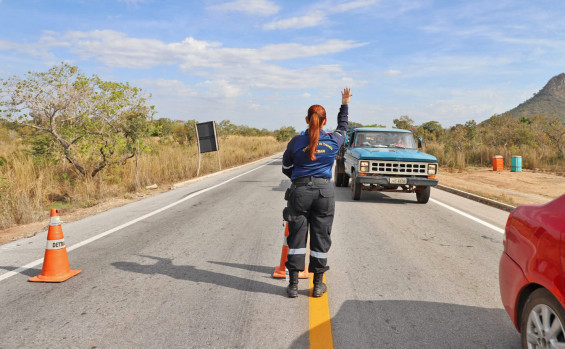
left=418, top=137, right=423, bottom=149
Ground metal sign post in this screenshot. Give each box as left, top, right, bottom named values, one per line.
left=195, top=121, right=221, bottom=176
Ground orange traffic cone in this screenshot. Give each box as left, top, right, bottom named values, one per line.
left=29, top=209, right=81, bottom=283
left=273, top=222, right=310, bottom=279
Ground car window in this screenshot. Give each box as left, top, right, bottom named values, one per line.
left=354, top=132, right=416, bottom=148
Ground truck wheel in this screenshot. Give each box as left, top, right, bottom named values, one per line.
left=416, top=186, right=430, bottom=203
left=334, top=164, right=344, bottom=187
left=351, top=172, right=361, bottom=200
left=342, top=173, right=350, bottom=187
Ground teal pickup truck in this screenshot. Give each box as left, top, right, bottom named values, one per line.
left=334, top=127, right=438, bottom=203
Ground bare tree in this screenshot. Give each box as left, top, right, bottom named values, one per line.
left=0, top=63, right=153, bottom=177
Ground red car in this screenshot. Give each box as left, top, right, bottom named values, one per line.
left=499, top=194, right=565, bottom=348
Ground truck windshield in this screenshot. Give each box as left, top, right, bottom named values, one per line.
left=354, top=132, right=416, bottom=149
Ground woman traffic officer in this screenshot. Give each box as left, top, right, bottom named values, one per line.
left=282, top=88, right=352, bottom=298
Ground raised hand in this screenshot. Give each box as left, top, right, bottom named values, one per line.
left=341, top=88, right=352, bottom=105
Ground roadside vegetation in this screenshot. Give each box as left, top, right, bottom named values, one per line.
left=389, top=115, right=565, bottom=172
left=0, top=63, right=295, bottom=229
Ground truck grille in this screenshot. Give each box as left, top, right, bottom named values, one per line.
left=370, top=161, right=427, bottom=175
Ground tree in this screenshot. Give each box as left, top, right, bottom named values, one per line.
left=217, top=120, right=236, bottom=140
left=530, top=115, right=553, bottom=158
left=122, top=110, right=151, bottom=188
left=349, top=121, right=385, bottom=128
left=413, top=121, right=444, bottom=142
left=274, top=126, right=297, bottom=142
left=536, top=115, right=565, bottom=158
left=0, top=63, right=153, bottom=177
left=393, top=115, right=414, bottom=130
left=150, top=118, right=175, bottom=137
left=421, top=121, right=444, bottom=141
left=172, top=120, right=197, bottom=146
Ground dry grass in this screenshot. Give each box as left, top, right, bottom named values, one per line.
left=0, top=135, right=285, bottom=229
left=424, top=141, right=565, bottom=172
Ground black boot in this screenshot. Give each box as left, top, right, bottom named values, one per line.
left=286, top=270, right=299, bottom=298
left=312, top=273, right=327, bottom=297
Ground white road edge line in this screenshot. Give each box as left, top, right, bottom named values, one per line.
left=0, top=158, right=279, bottom=283
left=429, top=198, right=505, bottom=234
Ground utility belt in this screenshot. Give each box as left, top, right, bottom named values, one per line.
left=291, top=176, right=330, bottom=186
left=283, top=177, right=330, bottom=222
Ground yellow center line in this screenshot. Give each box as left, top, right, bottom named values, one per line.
left=309, top=274, right=334, bottom=349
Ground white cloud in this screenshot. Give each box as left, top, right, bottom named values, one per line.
left=0, top=30, right=365, bottom=127
left=0, top=31, right=68, bottom=64
left=400, top=54, right=514, bottom=78
left=61, top=30, right=223, bottom=69
left=263, top=0, right=377, bottom=30
left=23, top=30, right=365, bottom=74
left=353, top=85, right=531, bottom=128
left=208, top=0, right=280, bottom=16
left=333, top=0, right=378, bottom=13
left=136, top=72, right=367, bottom=129
left=197, top=79, right=243, bottom=98
left=257, top=40, right=367, bottom=60
left=385, top=69, right=402, bottom=76
left=214, top=63, right=347, bottom=90
left=139, top=79, right=197, bottom=97
left=263, top=12, right=326, bottom=30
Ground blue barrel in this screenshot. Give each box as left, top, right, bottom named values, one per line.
left=511, top=156, right=522, bottom=172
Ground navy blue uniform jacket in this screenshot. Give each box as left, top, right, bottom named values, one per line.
left=282, top=105, right=349, bottom=181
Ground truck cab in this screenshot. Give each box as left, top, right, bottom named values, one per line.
left=334, top=127, right=438, bottom=203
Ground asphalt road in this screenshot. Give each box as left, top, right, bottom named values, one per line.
left=0, top=156, right=520, bottom=348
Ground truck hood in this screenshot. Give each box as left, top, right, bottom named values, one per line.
left=353, top=148, right=437, bottom=162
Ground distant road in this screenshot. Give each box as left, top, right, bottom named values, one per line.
left=0, top=156, right=520, bottom=348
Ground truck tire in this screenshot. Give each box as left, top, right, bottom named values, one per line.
left=351, top=171, right=361, bottom=200
left=416, top=186, right=430, bottom=203
left=334, top=163, right=344, bottom=187
left=342, top=173, right=350, bottom=187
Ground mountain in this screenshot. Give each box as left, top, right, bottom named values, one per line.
left=504, top=73, right=565, bottom=123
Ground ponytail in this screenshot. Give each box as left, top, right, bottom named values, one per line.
left=306, top=105, right=326, bottom=161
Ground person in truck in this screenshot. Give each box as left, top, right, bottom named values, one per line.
left=355, top=133, right=366, bottom=147
left=392, top=134, right=405, bottom=148
left=281, top=87, right=352, bottom=298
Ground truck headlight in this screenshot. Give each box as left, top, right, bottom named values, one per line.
left=360, top=161, right=369, bottom=172
left=428, top=164, right=437, bottom=175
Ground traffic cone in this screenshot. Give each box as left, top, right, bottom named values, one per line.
left=29, top=209, right=81, bottom=283
left=273, top=222, right=310, bottom=279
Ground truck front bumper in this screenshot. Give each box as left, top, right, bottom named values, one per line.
left=355, top=175, right=438, bottom=187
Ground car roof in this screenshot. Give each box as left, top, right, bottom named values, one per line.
left=351, top=127, right=411, bottom=133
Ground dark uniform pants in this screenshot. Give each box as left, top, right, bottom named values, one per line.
left=285, top=181, right=335, bottom=274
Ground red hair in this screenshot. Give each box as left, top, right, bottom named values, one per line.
left=306, top=105, right=326, bottom=161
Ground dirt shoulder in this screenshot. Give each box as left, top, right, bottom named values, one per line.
left=2, top=164, right=564, bottom=245
left=438, top=167, right=565, bottom=207
left=0, top=196, right=151, bottom=246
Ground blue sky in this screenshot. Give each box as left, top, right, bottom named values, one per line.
left=1, top=0, right=564, bottom=131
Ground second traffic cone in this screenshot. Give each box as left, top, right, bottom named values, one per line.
left=29, top=209, right=81, bottom=283
left=273, top=222, right=310, bottom=279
